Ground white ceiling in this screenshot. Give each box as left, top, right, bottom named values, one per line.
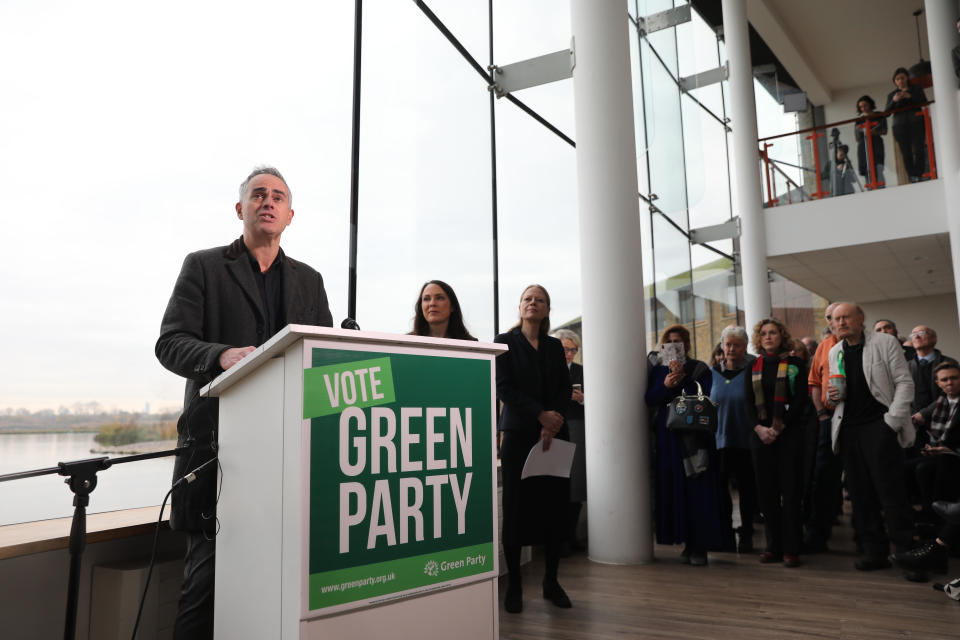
left=767, top=233, right=956, bottom=303
left=758, top=0, right=929, bottom=95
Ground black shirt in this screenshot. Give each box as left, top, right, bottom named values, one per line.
left=246, top=248, right=285, bottom=340
left=841, top=339, right=887, bottom=427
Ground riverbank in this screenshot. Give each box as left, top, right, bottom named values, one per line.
left=0, top=426, right=99, bottom=435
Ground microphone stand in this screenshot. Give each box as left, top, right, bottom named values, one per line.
left=0, top=446, right=186, bottom=640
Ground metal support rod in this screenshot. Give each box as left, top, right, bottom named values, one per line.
left=807, top=131, right=828, bottom=199
left=347, top=0, right=363, bottom=321
left=921, top=106, right=937, bottom=180
left=762, top=143, right=776, bottom=206
left=0, top=448, right=185, bottom=639
left=488, top=0, right=500, bottom=335
left=859, top=118, right=883, bottom=189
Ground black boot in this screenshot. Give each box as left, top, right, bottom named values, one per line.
left=542, top=578, right=572, bottom=608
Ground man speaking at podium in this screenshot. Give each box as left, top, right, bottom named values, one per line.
left=156, top=166, right=333, bottom=639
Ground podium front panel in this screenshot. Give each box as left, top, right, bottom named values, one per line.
left=299, top=338, right=499, bottom=621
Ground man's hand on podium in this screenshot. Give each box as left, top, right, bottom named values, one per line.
left=219, top=346, right=256, bottom=371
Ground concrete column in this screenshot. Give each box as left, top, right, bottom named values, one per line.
left=722, top=0, right=771, bottom=332
left=925, top=0, right=960, bottom=325
left=569, top=0, right=650, bottom=564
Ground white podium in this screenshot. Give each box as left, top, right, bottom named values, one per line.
left=200, top=325, right=505, bottom=640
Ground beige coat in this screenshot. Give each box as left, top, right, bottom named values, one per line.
left=828, top=330, right=915, bottom=452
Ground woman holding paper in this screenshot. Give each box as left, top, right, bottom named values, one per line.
left=645, top=324, right=725, bottom=567
left=495, top=284, right=572, bottom=614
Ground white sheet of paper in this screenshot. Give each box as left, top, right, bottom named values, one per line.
left=520, top=439, right=577, bottom=480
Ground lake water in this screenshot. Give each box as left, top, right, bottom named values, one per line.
left=0, top=432, right=176, bottom=526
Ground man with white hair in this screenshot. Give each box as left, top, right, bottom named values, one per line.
left=827, top=302, right=915, bottom=572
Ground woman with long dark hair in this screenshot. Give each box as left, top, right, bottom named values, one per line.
left=410, top=279, right=476, bottom=340
left=745, top=318, right=808, bottom=567
left=495, top=284, right=572, bottom=613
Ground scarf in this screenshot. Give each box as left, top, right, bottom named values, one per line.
left=929, top=396, right=958, bottom=444
left=752, top=353, right=789, bottom=432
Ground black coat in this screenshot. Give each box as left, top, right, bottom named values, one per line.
left=568, top=362, right=584, bottom=421
left=908, top=349, right=957, bottom=413
left=494, top=327, right=571, bottom=547
left=494, top=327, right=571, bottom=437
left=885, top=85, right=928, bottom=128
left=155, top=236, right=332, bottom=530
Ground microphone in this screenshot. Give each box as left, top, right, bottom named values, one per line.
left=341, top=318, right=360, bottom=330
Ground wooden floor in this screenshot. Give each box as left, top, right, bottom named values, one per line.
left=498, top=517, right=960, bottom=639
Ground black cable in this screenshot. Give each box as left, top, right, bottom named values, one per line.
left=129, top=456, right=217, bottom=640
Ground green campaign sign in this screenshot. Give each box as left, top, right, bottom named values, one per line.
left=304, top=347, right=495, bottom=611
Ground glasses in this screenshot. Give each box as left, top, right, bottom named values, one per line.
left=563, top=347, right=579, bottom=354
left=911, top=330, right=929, bottom=339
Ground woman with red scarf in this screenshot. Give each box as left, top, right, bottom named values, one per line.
left=744, top=318, right=809, bottom=567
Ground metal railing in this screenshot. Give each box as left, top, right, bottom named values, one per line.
left=758, top=99, right=937, bottom=209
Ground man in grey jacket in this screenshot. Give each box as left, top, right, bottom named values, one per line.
left=827, top=303, right=915, bottom=572
left=156, top=166, right=333, bottom=638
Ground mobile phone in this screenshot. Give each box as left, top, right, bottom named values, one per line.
left=572, top=384, right=582, bottom=390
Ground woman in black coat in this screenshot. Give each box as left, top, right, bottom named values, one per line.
left=495, top=284, right=572, bottom=614
left=885, top=67, right=929, bottom=182
left=854, top=95, right=887, bottom=187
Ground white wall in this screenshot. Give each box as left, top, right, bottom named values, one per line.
left=765, top=179, right=944, bottom=256
left=862, top=292, right=960, bottom=358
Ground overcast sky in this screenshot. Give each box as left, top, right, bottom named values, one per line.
left=0, top=0, right=586, bottom=412
left=0, top=0, right=797, bottom=413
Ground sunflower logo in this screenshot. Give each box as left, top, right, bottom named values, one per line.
left=424, top=560, right=439, bottom=577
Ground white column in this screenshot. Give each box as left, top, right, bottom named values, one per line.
left=722, top=0, right=771, bottom=332
left=570, top=0, right=650, bottom=564
left=925, top=0, right=960, bottom=325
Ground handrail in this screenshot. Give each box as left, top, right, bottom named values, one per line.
left=758, top=98, right=938, bottom=205
left=758, top=147, right=810, bottom=206
left=758, top=99, right=936, bottom=143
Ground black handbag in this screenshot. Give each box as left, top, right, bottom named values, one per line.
left=666, top=381, right=718, bottom=433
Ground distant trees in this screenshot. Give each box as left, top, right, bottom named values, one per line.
left=94, top=420, right=177, bottom=446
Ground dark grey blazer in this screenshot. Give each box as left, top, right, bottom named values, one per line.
left=156, top=236, right=332, bottom=530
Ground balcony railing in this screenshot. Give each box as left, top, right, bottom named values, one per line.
left=758, top=100, right=937, bottom=209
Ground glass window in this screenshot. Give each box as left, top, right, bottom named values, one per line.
left=682, top=93, right=733, bottom=229
left=643, top=38, right=688, bottom=225
left=651, top=213, right=694, bottom=340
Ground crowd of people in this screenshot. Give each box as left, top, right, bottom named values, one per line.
left=484, top=288, right=960, bottom=614
left=157, top=167, right=958, bottom=631
left=644, top=302, right=960, bottom=591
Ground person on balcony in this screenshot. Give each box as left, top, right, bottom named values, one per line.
left=885, top=67, right=929, bottom=183
left=854, top=96, right=887, bottom=189
left=822, top=144, right=857, bottom=196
